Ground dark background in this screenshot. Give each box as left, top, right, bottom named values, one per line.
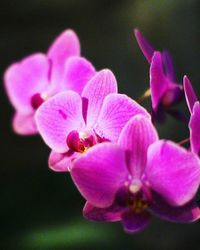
left=0, top=0, right=200, bottom=249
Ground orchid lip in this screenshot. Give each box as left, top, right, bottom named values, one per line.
left=66, top=130, right=97, bottom=153
left=31, top=92, right=49, bottom=110
left=31, top=93, right=45, bottom=110
left=128, top=182, right=150, bottom=213
left=128, top=186, right=152, bottom=214
left=128, top=198, right=149, bottom=214
left=66, top=128, right=110, bottom=153
left=116, top=178, right=152, bottom=215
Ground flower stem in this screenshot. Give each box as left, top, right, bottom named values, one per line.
left=137, top=88, right=151, bottom=103
left=178, top=138, right=190, bottom=146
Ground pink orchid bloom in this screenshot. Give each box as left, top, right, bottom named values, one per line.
left=184, top=75, right=200, bottom=155
left=35, top=69, right=150, bottom=172
left=4, top=29, right=96, bottom=135
left=134, top=29, right=183, bottom=121
left=71, top=115, right=200, bottom=233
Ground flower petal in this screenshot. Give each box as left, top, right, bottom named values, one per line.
left=150, top=51, right=169, bottom=111
left=47, top=29, right=80, bottom=84
left=83, top=202, right=122, bottom=222
left=13, top=113, right=37, bottom=135
left=162, top=50, right=175, bottom=81
left=121, top=209, right=151, bottom=233
left=4, top=53, right=49, bottom=113
left=189, top=101, right=200, bottom=155
left=95, top=93, right=150, bottom=142
left=150, top=192, right=200, bottom=223
left=71, top=143, right=128, bottom=208
left=81, top=69, right=117, bottom=126
left=35, top=91, right=85, bottom=153
left=48, top=150, right=80, bottom=172
left=62, top=56, right=96, bottom=94
left=183, top=75, right=198, bottom=114
left=145, top=140, right=200, bottom=206
left=134, top=29, right=154, bottom=63
left=118, top=115, right=158, bottom=178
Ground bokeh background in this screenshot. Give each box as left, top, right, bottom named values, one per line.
left=0, top=0, right=200, bottom=249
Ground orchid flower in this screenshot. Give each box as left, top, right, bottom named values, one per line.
left=4, top=29, right=96, bottom=135
left=35, top=70, right=150, bottom=172
left=184, top=75, right=200, bottom=155
left=134, top=29, right=183, bottom=121
left=71, top=115, right=200, bottom=233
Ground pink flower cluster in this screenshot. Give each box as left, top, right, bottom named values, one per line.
left=4, top=29, right=200, bottom=233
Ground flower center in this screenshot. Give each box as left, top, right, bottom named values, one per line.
left=162, top=87, right=182, bottom=108
left=31, top=93, right=48, bottom=110
left=129, top=180, right=142, bottom=193
left=128, top=197, right=149, bottom=213
left=162, top=89, right=175, bottom=107
left=66, top=130, right=97, bottom=153
left=127, top=180, right=151, bottom=213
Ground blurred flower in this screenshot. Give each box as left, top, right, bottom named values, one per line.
left=134, top=29, right=183, bottom=122
left=4, top=29, right=95, bottom=135
left=71, top=115, right=200, bottom=233
left=150, top=52, right=183, bottom=121
left=36, top=70, right=150, bottom=172
left=184, top=75, right=200, bottom=155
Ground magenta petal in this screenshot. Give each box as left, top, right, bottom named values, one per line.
left=95, top=94, right=150, bottom=142
left=183, top=75, right=198, bottom=114
left=162, top=50, right=175, bottom=81
left=13, top=113, right=37, bottom=135
left=47, top=29, right=80, bottom=84
left=150, top=192, right=200, bottom=223
left=146, top=140, right=200, bottom=206
left=81, top=69, right=117, bottom=127
left=83, top=202, right=122, bottom=222
left=150, top=51, right=169, bottom=111
left=121, top=209, right=151, bottom=233
left=4, top=53, right=49, bottom=113
left=71, top=143, right=128, bottom=208
left=35, top=91, right=85, bottom=153
left=189, top=101, right=200, bottom=155
left=134, top=29, right=154, bottom=63
left=48, top=150, right=80, bottom=172
left=62, top=56, right=96, bottom=94
left=118, top=115, right=158, bottom=177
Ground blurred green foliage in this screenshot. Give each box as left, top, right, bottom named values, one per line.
left=21, top=221, right=115, bottom=249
